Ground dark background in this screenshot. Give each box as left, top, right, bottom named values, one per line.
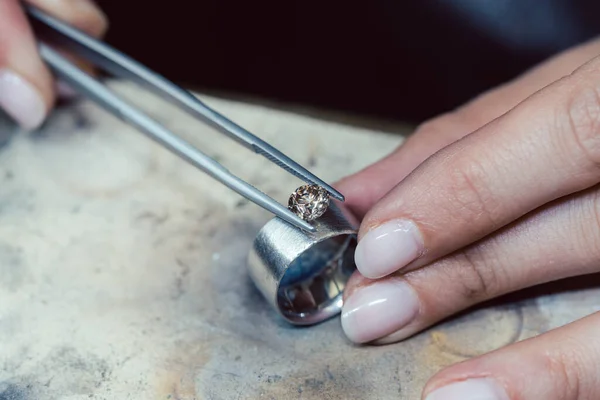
left=95, top=0, right=600, bottom=125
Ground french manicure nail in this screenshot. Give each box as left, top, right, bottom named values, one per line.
left=355, top=219, right=423, bottom=278
left=341, top=280, right=419, bottom=343
left=426, top=378, right=509, bottom=400
left=0, top=69, right=46, bottom=130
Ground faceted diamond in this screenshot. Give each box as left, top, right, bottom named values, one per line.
left=288, top=184, right=330, bottom=221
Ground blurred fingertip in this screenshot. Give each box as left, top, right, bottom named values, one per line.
left=0, top=68, right=48, bottom=130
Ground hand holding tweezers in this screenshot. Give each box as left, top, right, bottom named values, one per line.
left=24, top=5, right=344, bottom=233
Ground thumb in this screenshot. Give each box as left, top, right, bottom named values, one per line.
left=0, top=0, right=52, bottom=130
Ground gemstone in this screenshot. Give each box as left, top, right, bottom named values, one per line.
left=288, top=184, right=330, bottom=221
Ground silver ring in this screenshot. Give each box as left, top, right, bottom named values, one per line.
left=247, top=201, right=358, bottom=325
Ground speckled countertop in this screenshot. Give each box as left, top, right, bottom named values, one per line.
left=1, top=81, right=599, bottom=400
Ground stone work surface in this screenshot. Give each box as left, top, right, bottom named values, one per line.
left=0, top=81, right=599, bottom=399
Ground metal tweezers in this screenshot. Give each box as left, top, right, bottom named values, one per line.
left=25, top=5, right=345, bottom=233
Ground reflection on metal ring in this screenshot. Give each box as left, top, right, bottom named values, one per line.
left=247, top=201, right=358, bottom=325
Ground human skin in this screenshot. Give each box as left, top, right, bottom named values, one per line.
left=6, top=2, right=600, bottom=397
left=0, top=0, right=107, bottom=130
left=336, top=36, right=600, bottom=399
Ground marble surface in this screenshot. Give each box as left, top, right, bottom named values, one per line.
left=1, top=81, right=599, bottom=400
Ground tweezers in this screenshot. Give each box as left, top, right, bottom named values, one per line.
left=24, top=5, right=345, bottom=233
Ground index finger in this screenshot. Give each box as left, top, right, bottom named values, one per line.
left=336, top=36, right=600, bottom=219
left=354, top=54, right=600, bottom=279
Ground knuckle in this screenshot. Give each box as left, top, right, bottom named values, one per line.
left=561, top=84, right=600, bottom=169
left=542, top=350, right=578, bottom=400
left=447, top=158, right=501, bottom=228
left=453, top=245, right=504, bottom=301
left=541, top=334, right=599, bottom=400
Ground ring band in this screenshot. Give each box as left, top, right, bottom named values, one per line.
left=247, top=202, right=358, bottom=325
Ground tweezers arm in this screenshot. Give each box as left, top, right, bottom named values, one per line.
left=38, top=43, right=316, bottom=233
left=25, top=4, right=344, bottom=202
left=25, top=6, right=242, bottom=141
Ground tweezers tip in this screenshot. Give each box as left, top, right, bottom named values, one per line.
left=286, top=212, right=317, bottom=233
left=326, top=187, right=345, bottom=202
left=296, top=220, right=317, bottom=233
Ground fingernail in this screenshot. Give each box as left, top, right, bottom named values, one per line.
left=426, top=379, right=509, bottom=400
left=341, top=279, right=419, bottom=343
left=0, top=69, right=46, bottom=130
left=355, top=219, right=423, bottom=278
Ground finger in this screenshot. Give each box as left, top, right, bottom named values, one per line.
left=0, top=0, right=107, bottom=130
left=0, top=0, right=52, bottom=129
left=354, top=54, right=600, bottom=279
left=422, top=311, right=600, bottom=400
left=340, top=186, right=600, bottom=344
left=335, top=114, right=468, bottom=218
left=336, top=35, right=600, bottom=218
left=26, top=0, right=109, bottom=83
left=27, top=0, right=108, bottom=38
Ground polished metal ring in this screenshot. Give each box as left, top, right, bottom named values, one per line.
left=248, top=201, right=358, bottom=325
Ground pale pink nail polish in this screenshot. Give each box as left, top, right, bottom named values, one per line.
left=355, top=219, right=423, bottom=278
left=0, top=69, right=46, bottom=130
left=426, top=379, right=509, bottom=400
left=341, top=280, right=419, bottom=343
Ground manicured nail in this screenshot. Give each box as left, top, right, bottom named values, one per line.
left=426, top=379, right=509, bottom=400
left=0, top=69, right=46, bottom=130
left=355, top=219, right=423, bottom=278
left=341, top=279, right=419, bottom=343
